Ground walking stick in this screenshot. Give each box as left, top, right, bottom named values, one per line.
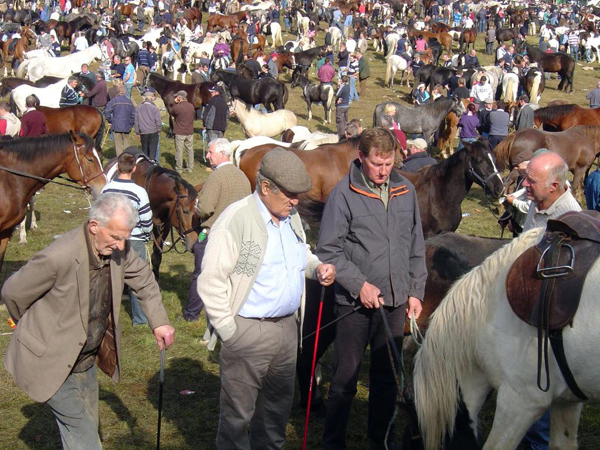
left=156, top=345, right=166, bottom=450
left=302, top=286, right=326, bottom=450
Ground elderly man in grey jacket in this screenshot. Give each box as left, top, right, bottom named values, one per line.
left=317, top=127, right=427, bottom=450
left=134, top=89, right=162, bottom=160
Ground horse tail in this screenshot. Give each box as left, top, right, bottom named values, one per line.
left=325, top=84, right=334, bottom=113
left=530, top=72, right=541, bottom=104
left=282, top=83, right=289, bottom=107
left=385, top=56, right=393, bottom=86
left=493, top=132, right=516, bottom=171
left=9, top=91, right=17, bottom=116
left=504, top=76, right=516, bottom=103
left=16, top=58, right=30, bottom=79
left=414, top=228, right=543, bottom=450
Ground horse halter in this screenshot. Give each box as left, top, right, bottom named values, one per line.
left=67, top=142, right=106, bottom=188
left=159, top=190, right=200, bottom=254
left=467, top=151, right=501, bottom=197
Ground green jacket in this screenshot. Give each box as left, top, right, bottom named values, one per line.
left=359, top=56, right=370, bottom=80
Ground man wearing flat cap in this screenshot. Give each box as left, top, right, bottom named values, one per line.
left=199, top=148, right=336, bottom=449
left=202, top=85, right=228, bottom=144
left=317, top=127, right=427, bottom=450
left=171, top=90, right=195, bottom=173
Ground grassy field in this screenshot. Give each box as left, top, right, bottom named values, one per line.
left=1, top=24, right=600, bottom=449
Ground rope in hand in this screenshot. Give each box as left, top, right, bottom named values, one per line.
left=409, top=314, right=424, bottom=348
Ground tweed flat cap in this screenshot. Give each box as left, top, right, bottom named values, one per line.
left=259, top=147, right=312, bottom=194
left=175, top=90, right=187, bottom=99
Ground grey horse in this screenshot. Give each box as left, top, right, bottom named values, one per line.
left=372, top=97, right=465, bottom=144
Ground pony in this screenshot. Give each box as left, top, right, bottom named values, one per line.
left=10, top=77, right=69, bottom=116
left=437, top=98, right=472, bottom=159
left=458, top=28, right=476, bottom=53
left=372, top=98, right=466, bottom=145
left=210, top=69, right=288, bottom=112
left=290, top=69, right=334, bottom=124
left=533, top=103, right=600, bottom=131
left=328, top=26, right=342, bottom=53
left=161, top=50, right=187, bottom=82
left=385, top=54, right=411, bottom=88
left=0, top=26, right=37, bottom=77
left=0, top=132, right=106, bottom=274
left=266, top=22, right=283, bottom=48
left=496, top=26, right=519, bottom=44
left=385, top=32, right=400, bottom=57
left=494, top=126, right=600, bottom=199
left=413, top=227, right=600, bottom=449
left=522, top=67, right=545, bottom=104
left=207, top=11, right=248, bottom=31
left=16, top=44, right=105, bottom=82
left=229, top=98, right=297, bottom=138
left=502, top=70, right=520, bottom=103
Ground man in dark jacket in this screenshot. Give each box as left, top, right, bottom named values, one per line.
left=83, top=72, right=108, bottom=111
left=488, top=101, right=510, bottom=150
left=335, top=75, right=350, bottom=139
left=403, top=138, right=437, bottom=172
left=104, top=85, right=135, bottom=156
left=137, top=42, right=153, bottom=82
left=515, top=94, right=534, bottom=130
left=172, top=90, right=195, bottom=173
left=478, top=98, right=493, bottom=137
left=202, top=86, right=228, bottom=144
left=317, top=128, right=427, bottom=450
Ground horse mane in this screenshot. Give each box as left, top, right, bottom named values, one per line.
left=533, top=103, right=577, bottom=122
left=419, top=146, right=464, bottom=179
left=420, top=97, right=455, bottom=113
left=0, top=133, right=90, bottom=163
left=413, top=228, right=543, bottom=450
left=146, top=165, right=198, bottom=198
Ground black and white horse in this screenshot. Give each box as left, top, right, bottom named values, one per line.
left=290, top=69, right=334, bottom=124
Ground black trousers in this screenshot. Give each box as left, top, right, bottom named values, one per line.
left=141, top=132, right=159, bottom=160
left=183, top=238, right=207, bottom=321
left=323, top=302, right=406, bottom=449
left=488, top=134, right=507, bottom=151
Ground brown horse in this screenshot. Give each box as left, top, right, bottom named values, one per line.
left=207, top=11, right=247, bottom=31
left=431, top=22, right=450, bottom=33
left=408, top=29, right=452, bottom=52
left=118, top=3, right=135, bottom=18
left=38, top=105, right=104, bottom=151
left=239, top=138, right=503, bottom=236
left=104, top=156, right=198, bottom=278
left=184, top=7, right=202, bottom=29
left=437, top=98, right=471, bottom=158
left=519, top=42, right=575, bottom=93
left=0, top=132, right=106, bottom=275
left=459, top=29, right=477, bottom=53
left=494, top=125, right=600, bottom=198
left=533, top=103, right=600, bottom=131
left=231, top=35, right=267, bottom=65
left=1, top=26, right=36, bottom=75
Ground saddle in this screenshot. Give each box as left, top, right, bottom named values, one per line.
left=506, top=210, right=600, bottom=399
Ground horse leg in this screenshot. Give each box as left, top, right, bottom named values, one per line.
left=548, top=402, right=582, bottom=450
left=0, top=228, right=12, bottom=274
left=307, top=99, right=312, bottom=121
left=150, top=224, right=165, bottom=280
left=573, top=168, right=584, bottom=203
left=19, top=217, right=27, bottom=244
left=29, top=195, right=37, bottom=230
left=483, top=385, right=550, bottom=449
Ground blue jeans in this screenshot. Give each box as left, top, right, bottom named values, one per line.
left=478, top=20, right=486, bottom=33
left=522, top=409, right=550, bottom=450
left=458, top=137, right=477, bottom=149
left=47, top=365, right=102, bottom=450
left=129, top=239, right=149, bottom=325
left=125, top=83, right=134, bottom=98
left=349, top=76, right=359, bottom=102
left=570, top=44, right=579, bottom=61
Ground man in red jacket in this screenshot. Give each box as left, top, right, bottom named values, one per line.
left=20, top=96, right=48, bottom=137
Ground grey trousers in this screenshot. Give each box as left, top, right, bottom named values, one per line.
left=129, top=239, right=149, bottom=325
left=114, top=132, right=130, bottom=156
left=47, top=365, right=102, bottom=450
left=206, top=130, right=224, bottom=144
left=217, top=315, right=298, bottom=450
left=175, top=134, right=194, bottom=172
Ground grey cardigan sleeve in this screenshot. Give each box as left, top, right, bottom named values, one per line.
left=408, top=192, right=427, bottom=300
left=316, top=188, right=366, bottom=298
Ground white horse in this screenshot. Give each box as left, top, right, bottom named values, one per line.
left=230, top=98, right=297, bottom=138
left=269, top=22, right=283, bottom=48
left=529, top=68, right=543, bottom=105
left=24, top=48, right=54, bottom=59
left=385, top=32, right=400, bottom=57
left=241, top=1, right=273, bottom=11
left=385, top=55, right=411, bottom=88
left=184, top=37, right=217, bottom=69
left=17, top=44, right=105, bottom=82
left=502, top=70, right=520, bottom=103
left=285, top=126, right=339, bottom=149
left=138, top=27, right=165, bottom=50
left=296, top=11, right=310, bottom=38
left=582, top=34, right=600, bottom=62
left=10, top=77, right=70, bottom=116
left=328, top=27, right=342, bottom=53
left=162, top=52, right=186, bottom=82
left=230, top=136, right=292, bottom=166
left=414, top=227, right=600, bottom=450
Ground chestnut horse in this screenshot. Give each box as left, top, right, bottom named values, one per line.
left=231, top=34, right=267, bottom=64
left=0, top=132, right=106, bottom=275
left=184, top=7, right=202, bottom=29
left=104, top=156, right=198, bottom=278
left=118, top=4, right=135, bottom=18
left=408, top=29, right=452, bottom=52
left=208, top=11, right=247, bottom=31
left=459, top=28, right=477, bottom=53
left=38, top=105, right=104, bottom=151
left=494, top=125, right=600, bottom=197
left=533, top=103, right=600, bottom=131
left=239, top=139, right=504, bottom=235
left=1, top=26, right=36, bottom=75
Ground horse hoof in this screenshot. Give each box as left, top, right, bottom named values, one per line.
left=19, top=238, right=27, bottom=244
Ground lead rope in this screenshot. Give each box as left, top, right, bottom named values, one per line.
left=409, top=315, right=424, bottom=348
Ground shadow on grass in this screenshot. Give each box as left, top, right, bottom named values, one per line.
left=18, top=403, right=61, bottom=449
left=157, top=264, right=193, bottom=311
left=147, top=357, right=220, bottom=448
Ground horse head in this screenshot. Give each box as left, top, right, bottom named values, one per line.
left=450, top=96, right=466, bottom=117
left=172, top=178, right=199, bottom=251
left=463, top=139, right=504, bottom=199
left=68, top=131, right=107, bottom=197
left=290, top=68, right=301, bottom=88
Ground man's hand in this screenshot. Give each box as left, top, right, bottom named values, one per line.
left=316, top=263, right=336, bottom=286
left=154, top=325, right=175, bottom=350
left=359, top=281, right=383, bottom=309
left=406, top=296, right=422, bottom=319
left=506, top=195, right=515, bottom=205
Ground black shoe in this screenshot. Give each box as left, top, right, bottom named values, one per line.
left=183, top=315, right=198, bottom=322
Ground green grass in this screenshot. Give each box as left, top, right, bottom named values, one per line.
left=1, top=25, right=600, bottom=449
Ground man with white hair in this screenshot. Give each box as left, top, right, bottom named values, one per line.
left=184, top=138, right=251, bottom=322
left=2, top=193, right=175, bottom=450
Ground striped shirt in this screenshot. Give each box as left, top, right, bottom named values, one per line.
left=101, top=179, right=153, bottom=241
left=59, top=85, right=79, bottom=107
left=523, top=189, right=582, bottom=233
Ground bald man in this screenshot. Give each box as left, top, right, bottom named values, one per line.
left=521, top=151, right=581, bottom=232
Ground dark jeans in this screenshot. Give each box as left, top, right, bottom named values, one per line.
left=184, top=238, right=207, bottom=321
left=488, top=134, right=507, bottom=151
left=323, top=302, right=406, bottom=449
left=336, top=107, right=349, bottom=139
left=141, top=132, right=159, bottom=160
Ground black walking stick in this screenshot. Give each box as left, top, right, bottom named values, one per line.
left=156, top=345, right=166, bottom=450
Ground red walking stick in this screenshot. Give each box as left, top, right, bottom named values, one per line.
left=302, top=286, right=326, bottom=450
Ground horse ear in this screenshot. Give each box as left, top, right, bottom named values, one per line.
left=68, top=130, right=79, bottom=142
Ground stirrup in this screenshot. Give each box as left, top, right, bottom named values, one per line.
left=536, top=243, right=575, bottom=278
